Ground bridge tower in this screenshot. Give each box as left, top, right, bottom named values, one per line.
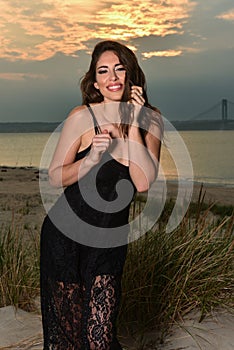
left=222, top=99, right=228, bottom=121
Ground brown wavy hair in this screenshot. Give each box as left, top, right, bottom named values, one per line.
left=80, top=40, right=161, bottom=137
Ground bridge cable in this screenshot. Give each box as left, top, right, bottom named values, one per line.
left=188, top=101, right=221, bottom=120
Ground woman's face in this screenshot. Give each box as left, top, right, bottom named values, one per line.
left=94, top=51, right=126, bottom=102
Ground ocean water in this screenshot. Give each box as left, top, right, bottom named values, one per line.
left=160, top=130, right=234, bottom=186
left=0, top=130, right=233, bottom=187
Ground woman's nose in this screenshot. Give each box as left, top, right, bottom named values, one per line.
left=109, top=69, right=118, bottom=80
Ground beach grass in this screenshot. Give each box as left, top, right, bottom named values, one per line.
left=0, top=215, right=40, bottom=311
left=119, top=190, right=234, bottom=342
left=0, top=188, right=233, bottom=345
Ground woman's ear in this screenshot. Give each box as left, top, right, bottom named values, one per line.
left=94, top=82, right=99, bottom=89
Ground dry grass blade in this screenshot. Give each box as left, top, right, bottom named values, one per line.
left=0, top=220, right=40, bottom=311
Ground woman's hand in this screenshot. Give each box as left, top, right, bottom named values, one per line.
left=130, top=85, right=145, bottom=106
left=88, top=129, right=112, bottom=164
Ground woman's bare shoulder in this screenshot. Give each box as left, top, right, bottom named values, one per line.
left=67, top=105, right=87, bottom=119
left=61, top=105, right=93, bottom=136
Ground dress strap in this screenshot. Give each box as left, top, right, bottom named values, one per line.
left=86, top=104, right=102, bottom=135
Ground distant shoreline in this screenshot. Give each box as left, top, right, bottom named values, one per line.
left=1, top=120, right=234, bottom=132
left=0, top=122, right=61, bottom=133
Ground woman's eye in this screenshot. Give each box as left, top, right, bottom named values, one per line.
left=116, top=67, right=126, bottom=72
left=97, top=69, right=108, bottom=74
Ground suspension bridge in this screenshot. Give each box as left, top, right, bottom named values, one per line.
left=172, top=99, right=234, bottom=130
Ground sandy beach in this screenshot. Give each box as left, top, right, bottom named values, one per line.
left=0, top=166, right=233, bottom=349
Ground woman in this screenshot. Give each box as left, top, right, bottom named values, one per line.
left=40, top=40, right=162, bottom=349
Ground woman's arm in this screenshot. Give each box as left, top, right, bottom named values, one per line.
left=48, top=106, right=111, bottom=188
left=128, top=122, right=161, bottom=192
left=128, top=87, right=162, bottom=192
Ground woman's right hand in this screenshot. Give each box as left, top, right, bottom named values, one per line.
left=88, top=129, right=112, bottom=164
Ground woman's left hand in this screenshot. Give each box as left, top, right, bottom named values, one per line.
left=130, top=85, right=145, bottom=106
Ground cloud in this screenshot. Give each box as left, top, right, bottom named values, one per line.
left=0, top=0, right=197, bottom=61
left=0, top=72, right=48, bottom=81
left=142, top=50, right=183, bottom=59
left=141, top=44, right=203, bottom=59
left=216, top=9, right=234, bottom=21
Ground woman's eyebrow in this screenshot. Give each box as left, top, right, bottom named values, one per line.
left=97, top=63, right=123, bottom=70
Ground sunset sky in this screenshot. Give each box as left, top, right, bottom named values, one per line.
left=0, top=0, right=233, bottom=122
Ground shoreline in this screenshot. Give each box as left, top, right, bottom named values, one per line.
left=1, top=165, right=234, bottom=205
left=0, top=165, right=233, bottom=231
left=1, top=164, right=234, bottom=186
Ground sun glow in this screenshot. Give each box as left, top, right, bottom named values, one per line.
left=216, top=9, right=234, bottom=21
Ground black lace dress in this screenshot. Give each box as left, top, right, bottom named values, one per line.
left=40, top=105, right=136, bottom=349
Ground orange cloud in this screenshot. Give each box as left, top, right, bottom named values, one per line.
left=142, top=50, right=183, bottom=59
left=216, top=9, right=234, bottom=21
left=0, top=73, right=47, bottom=81
left=0, top=0, right=196, bottom=61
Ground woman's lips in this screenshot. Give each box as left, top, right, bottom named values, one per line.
left=107, top=84, right=123, bottom=92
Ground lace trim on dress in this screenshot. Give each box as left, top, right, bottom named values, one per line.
left=41, top=278, right=83, bottom=349
left=87, top=275, right=121, bottom=349
left=41, top=275, right=122, bottom=349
